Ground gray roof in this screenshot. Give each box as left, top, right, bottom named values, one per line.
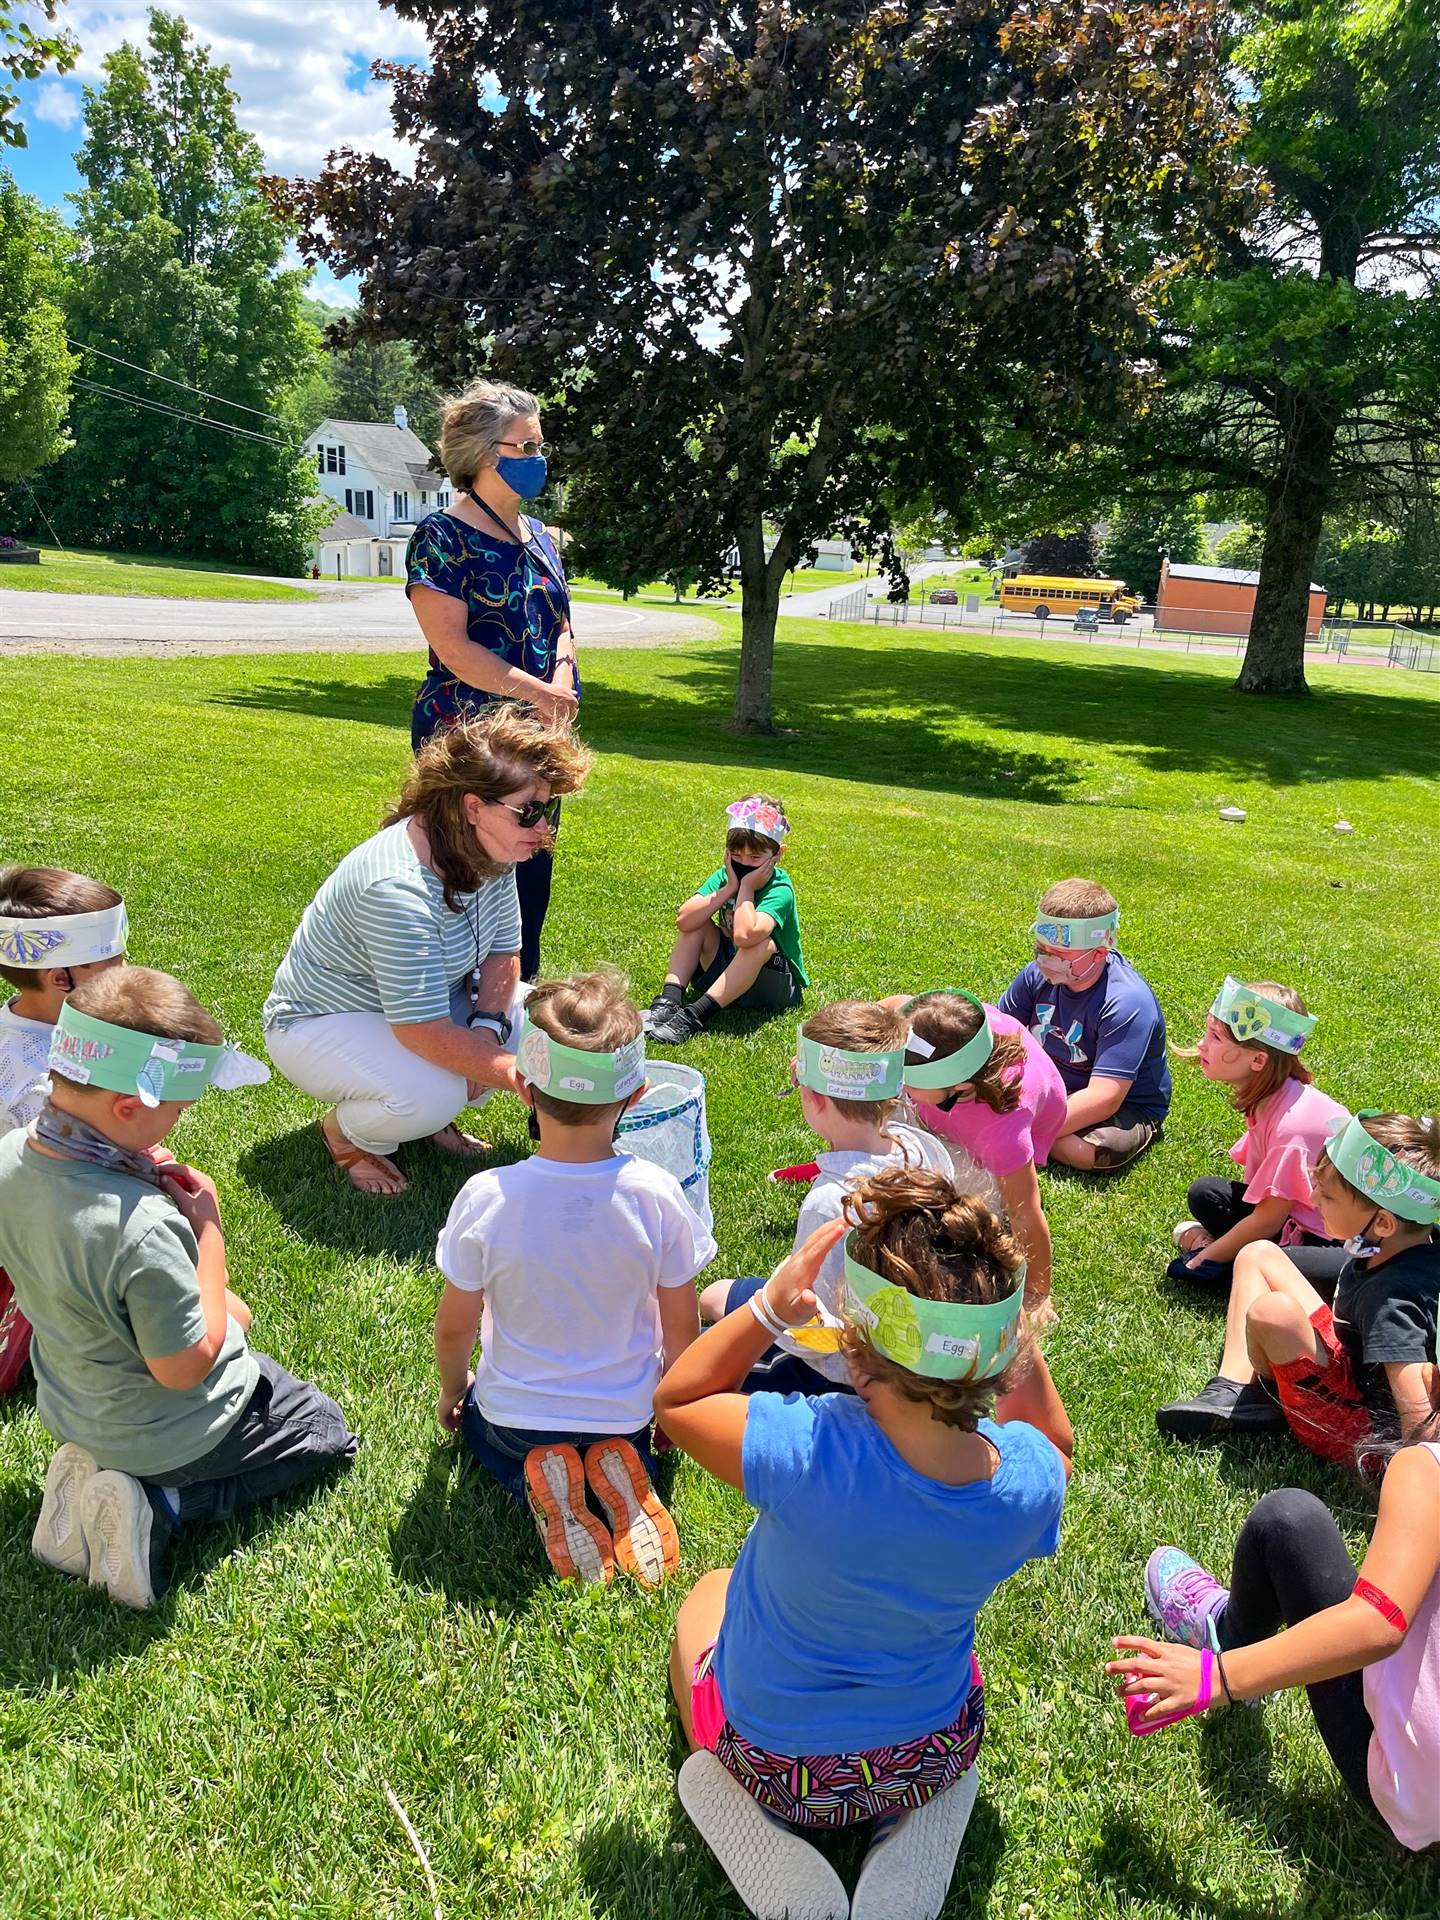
left=1166, top=561, right=1323, bottom=592
left=309, top=418, right=444, bottom=490
left=317, top=509, right=375, bottom=542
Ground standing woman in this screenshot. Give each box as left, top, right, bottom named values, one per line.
left=406, top=381, right=580, bottom=980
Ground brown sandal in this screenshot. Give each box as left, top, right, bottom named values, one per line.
left=427, top=1124, right=491, bottom=1159
left=316, top=1117, right=408, bottom=1195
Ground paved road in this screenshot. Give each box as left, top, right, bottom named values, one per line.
left=0, top=583, right=717, bottom=657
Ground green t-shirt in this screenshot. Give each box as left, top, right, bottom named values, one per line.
left=0, top=1131, right=258, bottom=1477
left=697, top=865, right=808, bottom=986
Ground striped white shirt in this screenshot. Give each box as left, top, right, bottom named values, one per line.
left=264, top=819, right=522, bottom=1030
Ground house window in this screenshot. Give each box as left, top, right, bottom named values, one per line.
left=325, top=445, right=337, bottom=473
left=316, top=451, right=325, bottom=475
left=437, top=491, right=450, bottom=508
left=393, top=491, right=408, bottom=520
left=360, top=490, right=374, bottom=519
left=337, top=445, right=346, bottom=474
left=419, top=491, right=427, bottom=506
left=345, top=488, right=352, bottom=512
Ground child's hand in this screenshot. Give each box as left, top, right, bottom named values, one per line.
left=1106, top=1637, right=1213, bottom=1725
left=721, top=855, right=743, bottom=896
left=739, top=851, right=778, bottom=893
left=148, top=1145, right=177, bottom=1167
left=766, top=1216, right=847, bottom=1326
left=160, top=1163, right=223, bottom=1232
left=437, top=1372, right=474, bottom=1433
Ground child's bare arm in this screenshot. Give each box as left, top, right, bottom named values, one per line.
left=676, top=887, right=726, bottom=934
left=1386, top=1359, right=1435, bottom=1437
left=434, top=1281, right=484, bottom=1431
left=659, top=1282, right=702, bottom=1372
left=1061, top=1074, right=1130, bottom=1133
left=146, top=1167, right=233, bottom=1391
left=732, top=854, right=779, bottom=947
left=994, top=1348, right=1073, bottom=1474
left=1194, top=1195, right=1291, bottom=1270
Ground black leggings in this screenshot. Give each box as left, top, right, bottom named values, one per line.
left=516, top=838, right=554, bottom=983
left=1185, top=1178, right=1344, bottom=1296
left=1217, top=1487, right=1374, bottom=1810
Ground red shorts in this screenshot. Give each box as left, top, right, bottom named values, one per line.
left=1270, top=1304, right=1374, bottom=1467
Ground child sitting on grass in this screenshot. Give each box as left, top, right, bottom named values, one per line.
left=697, top=998, right=955, bottom=1395
left=1166, top=976, right=1347, bottom=1290
left=0, top=867, right=131, bottom=1396
left=434, top=971, right=715, bottom=1588
left=892, top=986, right=1067, bottom=1324
left=1157, top=1111, right=1438, bottom=1453
left=999, top=878, right=1170, bottom=1173
left=0, top=966, right=358, bottom=1610
left=645, top=795, right=807, bottom=1046
left=659, top=1170, right=1072, bottom=1920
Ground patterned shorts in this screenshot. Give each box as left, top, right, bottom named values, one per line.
left=690, top=1646, right=985, bottom=1829
left=1271, top=1304, right=1375, bottom=1468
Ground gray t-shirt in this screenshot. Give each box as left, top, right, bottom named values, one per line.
left=264, top=817, right=522, bottom=1030
left=0, top=1130, right=258, bottom=1476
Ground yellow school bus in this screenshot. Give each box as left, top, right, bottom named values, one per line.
left=999, top=575, right=1140, bottom=622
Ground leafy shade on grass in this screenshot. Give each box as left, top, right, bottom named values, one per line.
left=1, top=621, right=1438, bottom=1918
left=0, top=545, right=312, bottom=601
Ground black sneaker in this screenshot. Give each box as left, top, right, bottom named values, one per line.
left=646, top=1002, right=705, bottom=1046
left=1228, top=1378, right=1288, bottom=1435
left=1156, top=1375, right=1247, bottom=1441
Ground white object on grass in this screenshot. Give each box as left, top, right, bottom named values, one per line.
left=1219, top=806, right=1247, bottom=823
left=383, top=1781, right=444, bottom=1920
left=617, top=1061, right=713, bottom=1231
left=1333, top=819, right=1354, bottom=834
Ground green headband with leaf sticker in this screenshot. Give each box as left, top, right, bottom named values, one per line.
left=1032, top=908, right=1120, bottom=950
left=841, top=1233, right=1024, bottom=1380
left=48, top=1002, right=269, bottom=1109
left=1210, top=975, right=1316, bottom=1055
left=1324, top=1111, right=1440, bottom=1225
left=902, top=989, right=994, bottom=1090
left=515, top=1013, right=645, bottom=1106
left=793, top=1027, right=906, bottom=1102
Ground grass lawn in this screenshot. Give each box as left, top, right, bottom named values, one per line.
left=1, top=619, right=1437, bottom=1918
left=568, top=564, right=871, bottom=604
left=907, top=563, right=998, bottom=600
left=0, top=545, right=313, bottom=602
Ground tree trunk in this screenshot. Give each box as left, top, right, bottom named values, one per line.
left=734, top=514, right=781, bottom=731
left=1236, top=397, right=1337, bottom=696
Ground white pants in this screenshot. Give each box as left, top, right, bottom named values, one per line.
left=266, top=984, right=527, bottom=1157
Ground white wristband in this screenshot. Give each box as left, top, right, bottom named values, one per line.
left=748, top=1285, right=789, bottom=1338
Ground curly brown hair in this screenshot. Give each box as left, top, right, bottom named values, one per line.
left=840, top=1165, right=1032, bottom=1429
left=903, top=991, right=1027, bottom=1114
left=801, top=998, right=908, bottom=1125
left=383, top=705, right=592, bottom=910
left=1175, top=980, right=1314, bottom=1115
left=523, top=969, right=642, bottom=1128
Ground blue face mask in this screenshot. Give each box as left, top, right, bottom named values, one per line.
left=495, top=454, right=548, bottom=499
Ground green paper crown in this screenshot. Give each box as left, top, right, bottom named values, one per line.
left=842, top=1234, right=1024, bottom=1381
left=1325, top=1111, right=1440, bottom=1225
left=794, top=1027, right=905, bottom=1102
left=1032, top=908, right=1119, bottom=951
left=1210, top=976, right=1316, bottom=1055
left=516, top=1014, right=645, bottom=1105
left=48, top=1002, right=269, bottom=1109
left=902, top=990, right=994, bottom=1090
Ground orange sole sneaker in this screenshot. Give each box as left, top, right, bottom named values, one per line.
left=523, top=1445, right=615, bottom=1585
left=584, top=1438, right=680, bottom=1590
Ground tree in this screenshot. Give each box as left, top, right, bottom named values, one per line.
left=1023, top=527, right=1103, bottom=577
left=1102, top=501, right=1206, bottom=601
left=1, top=0, right=77, bottom=148
left=1211, top=523, right=1263, bottom=571
left=0, top=169, right=73, bottom=482
left=290, top=1, right=1248, bottom=729
left=22, top=12, right=326, bottom=573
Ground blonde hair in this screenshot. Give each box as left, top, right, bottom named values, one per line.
left=903, top=991, right=1027, bottom=1114
left=523, top=969, right=642, bottom=1128
left=51, top=966, right=222, bottom=1088
left=1176, top=979, right=1313, bottom=1115
left=841, top=1166, right=1031, bottom=1429
left=438, top=380, right=541, bottom=491
left=1038, top=877, right=1117, bottom=920
left=383, top=705, right=591, bottom=910
left=802, top=999, right=907, bottom=1125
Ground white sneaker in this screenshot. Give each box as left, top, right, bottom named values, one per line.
left=80, top=1471, right=158, bottom=1610
left=850, top=1768, right=979, bottom=1920
left=676, top=1751, right=849, bottom=1920
left=1172, top=1220, right=1206, bottom=1251
left=31, top=1443, right=99, bottom=1579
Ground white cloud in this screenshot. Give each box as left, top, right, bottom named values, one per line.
left=61, top=0, right=430, bottom=177
left=32, top=80, right=83, bottom=128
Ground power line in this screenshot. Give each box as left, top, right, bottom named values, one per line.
left=66, top=337, right=285, bottom=422
left=71, top=376, right=296, bottom=449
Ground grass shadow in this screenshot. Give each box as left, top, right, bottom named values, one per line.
left=388, top=1440, right=546, bottom=1614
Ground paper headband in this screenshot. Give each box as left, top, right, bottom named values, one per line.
left=726, top=797, right=790, bottom=844
left=1032, top=908, right=1119, bottom=951
left=903, top=990, right=994, bottom=1090
left=1324, top=1111, right=1440, bottom=1225
left=48, top=1001, right=269, bottom=1108
left=0, top=901, right=128, bottom=971
left=1210, top=976, right=1316, bottom=1055
left=515, top=1013, right=645, bottom=1105
left=792, top=1027, right=906, bottom=1102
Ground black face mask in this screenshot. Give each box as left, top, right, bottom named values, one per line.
left=730, top=860, right=758, bottom=884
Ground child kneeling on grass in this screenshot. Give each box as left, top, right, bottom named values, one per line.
left=644, top=795, right=807, bottom=1046
left=0, top=967, right=359, bottom=1610
left=697, top=998, right=956, bottom=1396
left=434, top=972, right=715, bottom=1588
left=1157, top=1111, right=1438, bottom=1452
left=659, top=1168, right=1072, bottom=1920
left=1113, top=1383, right=1440, bottom=1849
left=1166, top=975, right=1347, bottom=1290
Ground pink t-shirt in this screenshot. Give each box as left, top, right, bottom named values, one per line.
left=920, top=1006, right=1070, bottom=1178
left=1228, top=1079, right=1349, bottom=1238
left=1364, top=1441, right=1440, bottom=1849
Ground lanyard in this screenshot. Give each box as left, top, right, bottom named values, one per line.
left=464, top=492, right=571, bottom=617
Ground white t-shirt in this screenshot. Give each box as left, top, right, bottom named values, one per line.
left=436, top=1151, right=718, bottom=1433
left=0, top=1001, right=53, bottom=1135
left=781, top=1124, right=958, bottom=1384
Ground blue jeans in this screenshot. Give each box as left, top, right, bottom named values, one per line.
left=722, top=1277, right=854, bottom=1400
left=460, top=1387, right=656, bottom=1503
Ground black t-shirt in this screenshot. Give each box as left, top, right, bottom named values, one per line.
left=1332, top=1233, right=1439, bottom=1409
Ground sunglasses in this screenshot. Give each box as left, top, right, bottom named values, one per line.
left=497, top=438, right=547, bottom=458
left=495, top=795, right=562, bottom=830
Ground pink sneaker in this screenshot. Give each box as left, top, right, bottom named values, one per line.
left=1145, top=1546, right=1229, bottom=1649
left=767, top=1161, right=820, bottom=1185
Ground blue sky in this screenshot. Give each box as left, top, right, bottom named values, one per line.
left=11, top=0, right=430, bottom=305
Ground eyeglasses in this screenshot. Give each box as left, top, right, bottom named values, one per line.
left=496, top=438, right=547, bottom=458
left=494, top=795, right=562, bottom=830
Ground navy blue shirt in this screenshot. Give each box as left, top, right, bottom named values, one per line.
left=999, top=950, right=1171, bottom=1120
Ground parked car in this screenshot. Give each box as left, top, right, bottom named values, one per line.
left=1073, top=606, right=1099, bottom=632
left=929, top=587, right=958, bottom=605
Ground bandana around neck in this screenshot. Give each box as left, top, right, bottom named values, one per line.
left=30, top=1102, right=168, bottom=1190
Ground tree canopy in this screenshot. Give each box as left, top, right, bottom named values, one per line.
left=1, top=0, right=76, bottom=148
left=0, top=168, right=73, bottom=483
left=1102, top=501, right=1206, bottom=601
left=291, top=0, right=1249, bottom=727
left=1022, top=527, right=1103, bottom=578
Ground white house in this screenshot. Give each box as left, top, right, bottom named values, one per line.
left=304, top=408, right=451, bottom=541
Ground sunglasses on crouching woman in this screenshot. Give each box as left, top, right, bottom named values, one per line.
left=493, top=795, right=562, bottom=830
